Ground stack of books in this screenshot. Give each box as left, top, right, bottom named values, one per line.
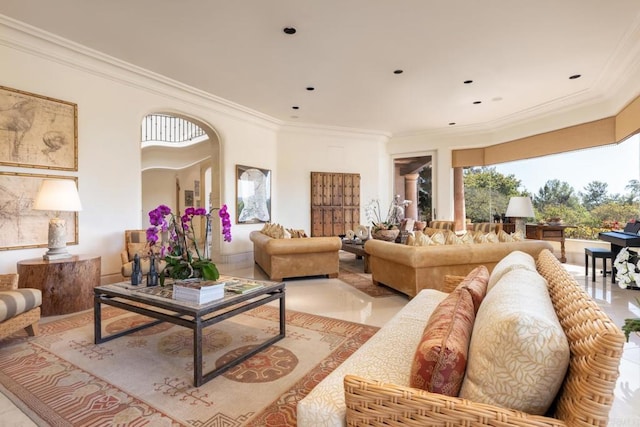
left=225, top=280, right=264, bottom=294
left=172, top=280, right=225, bottom=304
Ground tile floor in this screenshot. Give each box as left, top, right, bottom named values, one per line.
left=1, top=257, right=638, bottom=426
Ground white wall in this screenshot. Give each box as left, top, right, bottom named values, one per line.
left=0, top=19, right=393, bottom=279
left=276, top=126, right=390, bottom=232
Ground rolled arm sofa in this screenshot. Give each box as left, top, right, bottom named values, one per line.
left=365, top=238, right=553, bottom=297
left=297, top=249, right=625, bottom=427
left=249, top=231, right=342, bottom=281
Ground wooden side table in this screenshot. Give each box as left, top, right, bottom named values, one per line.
left=17, top=255, right=101, bottom=316
left=525, top=224, right=575, bottom=263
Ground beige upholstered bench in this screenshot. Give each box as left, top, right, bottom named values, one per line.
left=0, top=274, right=42, bottom=340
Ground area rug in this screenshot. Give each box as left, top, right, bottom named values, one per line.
left=0, top=305, right=379, bottom=426
left=339, top=251, right=397, bottom=297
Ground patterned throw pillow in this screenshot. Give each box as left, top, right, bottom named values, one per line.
left=459, top=232, right=476, bottom=244
left=459, top=268, right=570, bottom=415
left=430, top=231, right=446, bottom=245
left=455, top=265, right=489, bottom=313
left=497, top=229, right=514, bottom=242
left=409, top=287, right=476, bottom=396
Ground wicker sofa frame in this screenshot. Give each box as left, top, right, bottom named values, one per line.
left=343, top=249, right=625, bottom=427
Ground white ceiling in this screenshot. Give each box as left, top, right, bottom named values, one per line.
left=2, top=1, right=640, bottom=136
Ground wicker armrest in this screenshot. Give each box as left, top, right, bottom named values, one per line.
left=0, top=274, right=18, bottom=291
left=344, top=375, right=567, bottom=427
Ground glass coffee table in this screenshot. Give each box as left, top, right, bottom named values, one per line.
left=93, top=276, right=285, bottom=387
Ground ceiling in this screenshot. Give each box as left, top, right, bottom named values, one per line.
left=2, top=1, right=640, bottom=136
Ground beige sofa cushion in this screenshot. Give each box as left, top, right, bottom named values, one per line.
left=487, top=250, right=537, bottom=290
left=459, top=268, right=570, bottom=415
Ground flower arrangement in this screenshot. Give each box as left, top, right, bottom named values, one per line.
left=613, top=247, right=640, bottom=341
left=146, top=204, right=232, bottom=283
left=364, top=199, right=399, bottom=232
left=613, top=247, right=640, bottom=288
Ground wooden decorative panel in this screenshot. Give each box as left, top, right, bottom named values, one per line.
left=310, top=172, right=360, bottom=237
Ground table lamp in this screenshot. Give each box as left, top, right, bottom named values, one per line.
left=33, top=179, right=82, bottom=260
left=505, top=196, right=535, bottom=235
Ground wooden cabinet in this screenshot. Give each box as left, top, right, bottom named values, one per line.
left=311, top=172, right=360, bottom=237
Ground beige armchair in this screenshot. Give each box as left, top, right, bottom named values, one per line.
left=0, top=274, right=41, bottom=340
left=120, top=229, right=166, bottom=277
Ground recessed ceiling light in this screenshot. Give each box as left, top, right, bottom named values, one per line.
left=283, top=27, right=297, bottom=35
left=393, top=69, right=404, bottom=74
left=473, top=101, right=482, bottom=104
left=306, top=86, right=315, bottom=91
left=292, top=106, right=299, bottom=110
left=569, top=74, right=581, bottom=79
left=463, top=80, right=473, bottom=84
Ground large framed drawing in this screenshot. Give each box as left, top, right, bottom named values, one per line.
left=236, top=164, right=271, bottom=224
left=0, top=172, right=78, bottom=251
left=0, top=85, right=78, bottom=171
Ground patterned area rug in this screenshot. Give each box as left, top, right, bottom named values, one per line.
left=0, top=305, right=378, bottom=426
left=339, top=250, right=397, bottom=297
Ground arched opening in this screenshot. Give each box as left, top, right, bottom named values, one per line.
left=140, top=113, right=222, bottom=260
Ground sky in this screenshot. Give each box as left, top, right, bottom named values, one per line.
left=492, top=133, right=640, bottom=197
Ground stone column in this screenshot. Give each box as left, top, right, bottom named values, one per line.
left=453, top=167, right=466, bottom=231
left=404, top=173, right=419, bottom=220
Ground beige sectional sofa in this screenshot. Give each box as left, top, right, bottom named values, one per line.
left=249, top=230, right=342, bottom=281
left=365, top=238, right=553, bottom=297
left=297, top=249, right=625, bottom=427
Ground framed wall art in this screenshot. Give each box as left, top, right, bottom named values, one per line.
left=0, top=85, right=78, bottom=171
left=0, top=172, right=78, bottom=251
left=185, top=190, right=194, bottom=207
left=236, top=164, right=271, bottom=224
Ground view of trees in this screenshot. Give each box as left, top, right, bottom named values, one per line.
left=464, top=167, right=640, bottom=239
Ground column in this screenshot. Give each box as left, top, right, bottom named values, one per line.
left=453, top=167, right=466, bottom=232
left=404, top=173, right=419, bottom=220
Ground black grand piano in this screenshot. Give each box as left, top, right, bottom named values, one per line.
left=599, top=221, right=640, bottom=258
left=599, top=222, right=640, bottom=287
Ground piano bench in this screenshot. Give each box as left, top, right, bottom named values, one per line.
left=584, top=247, right=614, bottom=283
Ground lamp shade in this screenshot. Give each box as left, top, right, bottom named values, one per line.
left=34, top=179, right=82, bottom=212
left=505, top=196, right=534, bottom=218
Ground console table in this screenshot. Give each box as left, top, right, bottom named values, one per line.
left=525, top=224, right=574, bottom=263
left=17, top=255, right=101, bottom=316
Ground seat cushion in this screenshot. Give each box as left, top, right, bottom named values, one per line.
left=0, top=289, right=42, bottom=322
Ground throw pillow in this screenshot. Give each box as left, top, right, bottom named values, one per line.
left=460, top=232, right=475, bottom=244
left=430, top=231, right=446, bottom=245
left=410, top=287, right=476, bottom=396
left=459, top=268, right=570, bottom=415
left=127, top=242, right=150, bottom=261
left=487, top=250, right=537, bottom=291
left=455, top=265, right=489, bottom=313
left=497, top=229, right=514, bottom=242
left=511, top=230, right=524, bottom=241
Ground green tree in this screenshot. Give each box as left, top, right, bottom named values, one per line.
left=464, top=167, right=524, bottom=222
left=580, top=181, right=609, bottom=210
left=533, top=179, right=580, bottom=209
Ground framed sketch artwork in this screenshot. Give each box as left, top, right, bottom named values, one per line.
left=0, top=172, right=78, bottom=251
left=236, top=164, right=271, bottom=224
left=0, top=85, right=78, bottom=171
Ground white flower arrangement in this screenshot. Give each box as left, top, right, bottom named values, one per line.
left=613, top=247, right=640, bottom=289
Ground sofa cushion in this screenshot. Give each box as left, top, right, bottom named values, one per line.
left=0, top=289, right=42, bottom=322
left=409, top=285, right=477, bottom=396
left=459, top=268, right=570, bottom=415
left=487, top=250, right=537, bottom=290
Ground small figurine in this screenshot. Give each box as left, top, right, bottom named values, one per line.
left=131, top=253, right=143, bottom=285
left=147, top=253, right=159, bottom=286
